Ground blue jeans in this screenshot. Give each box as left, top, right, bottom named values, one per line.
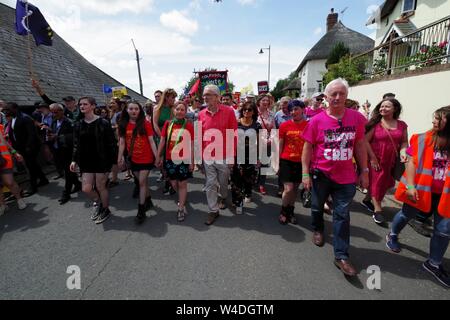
left=311, top=170, right=356, bottom=260
left=391, top=193, right=450, bottom=266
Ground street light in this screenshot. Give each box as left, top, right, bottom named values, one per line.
left=259, top=45, right=271, bottom=89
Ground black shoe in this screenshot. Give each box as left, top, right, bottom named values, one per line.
left=135, top=204, right=146, bottom=225
left=95, top=207, right=111, bottom=224
left=22, top=189, right=37, bottom=197
left=361, top=199, right=375, bottom=213
left=372, top=212, right=385, bottom=224
left=71, top=184, right=82, bottom=194
left=59, top=194, right=71, bottom=205
left=91, top=201, right=102, bottom=221
left=37, top=179, right=50, bottom=187
left=423, top=260, right=450, bottom=288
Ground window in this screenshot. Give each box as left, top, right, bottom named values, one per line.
left=402, top=0, right=416, bottom=14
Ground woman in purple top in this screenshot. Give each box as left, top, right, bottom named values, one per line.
left=362, top=98, right=408, bottom=224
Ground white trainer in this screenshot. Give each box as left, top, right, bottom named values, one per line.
left=17, top=199, right=27, bottom=210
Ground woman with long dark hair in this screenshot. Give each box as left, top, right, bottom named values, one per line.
left=386, top=106, right=450, bottom=288
left=118, top=101, right=158, bottom=224
left=70, top=97, right=116, bottom=224
left=362, top=98, right=408, bottom=224
left=231, top=101, right=261, bottom=214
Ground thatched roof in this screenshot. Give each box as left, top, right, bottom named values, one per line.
left=295, top=21, right=374, bottom=73
left=0, top=3, right=148, bottom=106
left=282, top=78, right=301, bottom=91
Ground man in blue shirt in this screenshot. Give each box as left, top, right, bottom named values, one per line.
left=274, top=96, right=292, bottom=129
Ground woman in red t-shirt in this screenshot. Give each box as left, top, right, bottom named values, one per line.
left=278, top=100, right=308, bottom=225
left=156, top=102, right=194, bottom=222
left=118, top=101, right=158, bottom=224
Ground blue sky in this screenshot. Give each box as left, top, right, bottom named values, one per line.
left=2, top=0, right=384, bottom=98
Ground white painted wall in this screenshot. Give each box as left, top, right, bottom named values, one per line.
left=375, top=0, right=450, bottom=46
left=299, top=59, right=327, bottom=98
left=348, top=70, right=450, bottom=136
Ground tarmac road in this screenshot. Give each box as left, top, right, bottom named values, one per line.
left=0, top=171, right=449, bottom=300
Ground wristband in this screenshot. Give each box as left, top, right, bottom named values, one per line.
left=11, top=150, right=17, bottom=155
left=406, top=185, right=415, bottom=190
left=302, top=174, right=310, bottom=178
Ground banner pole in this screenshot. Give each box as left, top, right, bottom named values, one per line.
left=25, top=2, right=36, bottom=81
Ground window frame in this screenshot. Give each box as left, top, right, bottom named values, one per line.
left=402, top=0, right=417, bottom=14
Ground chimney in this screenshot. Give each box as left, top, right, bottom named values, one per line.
left=327, top=8, right=338, bottom=32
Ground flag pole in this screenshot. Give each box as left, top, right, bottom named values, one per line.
left=24, top=1, right=36, bottom=81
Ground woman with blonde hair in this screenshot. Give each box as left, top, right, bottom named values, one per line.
left=153, top=88, right=177, bottom=194
left=256, top=94, right=276, bottom=195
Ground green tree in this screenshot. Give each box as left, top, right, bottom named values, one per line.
left=270, top=71, right=297, bottom=101
left=323, top=54, right=366, bottom=87
left=326, top=42, right=350, bottom=67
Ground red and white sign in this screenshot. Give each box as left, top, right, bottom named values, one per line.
left=257, top=81, right=269, bottom=95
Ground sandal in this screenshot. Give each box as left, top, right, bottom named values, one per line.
left=278, top=213, right=288, bottom=225
left=177, top=208, right=185, bottom=222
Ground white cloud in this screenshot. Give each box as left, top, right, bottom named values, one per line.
left=160, top=10, right=199, bottom=36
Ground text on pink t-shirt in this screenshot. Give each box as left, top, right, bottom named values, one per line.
left=302, top=108, right=367, bottom=184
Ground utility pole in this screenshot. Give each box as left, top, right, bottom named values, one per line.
left=131, top=39, right=143, bottom=96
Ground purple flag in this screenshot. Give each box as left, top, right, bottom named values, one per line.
left=15, top=0, right=53, bottom=46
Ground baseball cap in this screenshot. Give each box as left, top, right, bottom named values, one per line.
left=312, top=92, right=324, bottom=99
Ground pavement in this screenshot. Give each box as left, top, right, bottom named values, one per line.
left=0, top=171, right=449, bottom=300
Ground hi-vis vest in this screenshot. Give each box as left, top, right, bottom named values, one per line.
left=0, top=124, right=13, bottom=170
left=395, top=130, right=450, bottom=218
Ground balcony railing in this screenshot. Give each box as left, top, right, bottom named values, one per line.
left=352, top=15, right=450, bottom=79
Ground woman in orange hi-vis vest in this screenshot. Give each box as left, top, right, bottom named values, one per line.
left=0, top=124, right=27, bottom=216
left=386, top=106, right=450, bottom=288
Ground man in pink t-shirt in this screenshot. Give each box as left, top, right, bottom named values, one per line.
left=302, top=78, right=369, bottom=277
left=305, top=92, right=325, bottom=120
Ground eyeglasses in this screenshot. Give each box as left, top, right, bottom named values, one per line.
left=316, top=98, right=323, bottom=102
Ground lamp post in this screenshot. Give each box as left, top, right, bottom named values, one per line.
left=259, top=45, right=271, bottom=89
